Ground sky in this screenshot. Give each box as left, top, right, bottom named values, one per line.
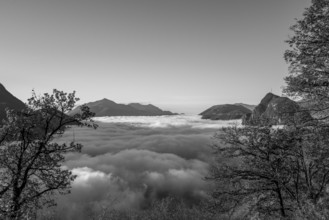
left=0, top=0, right=311, bottom=114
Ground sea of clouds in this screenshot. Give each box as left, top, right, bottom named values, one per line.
left=49, top=115, right=240, bottom=219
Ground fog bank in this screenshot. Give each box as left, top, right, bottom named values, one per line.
left=49, top=115, right=231, bottom=219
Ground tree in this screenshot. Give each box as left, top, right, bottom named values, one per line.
left=284, top=0, right=329, bottom=118
left=208, top=126, right=296, bottom=218
left=208, top=124, right=329, bottom=219
left=0, top=89, right=97, bottom=219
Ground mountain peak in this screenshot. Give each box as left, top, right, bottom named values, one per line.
left=261, top=93, right=280, bottom=102
left=101, top=98, right=112, bottom=101
left=96, top=98, right=116, bottom=104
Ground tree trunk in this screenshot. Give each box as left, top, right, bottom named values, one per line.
left=275, top=182, right=286, bottom=217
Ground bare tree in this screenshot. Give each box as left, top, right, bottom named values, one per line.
left=208, top=124, right=329, bottom=219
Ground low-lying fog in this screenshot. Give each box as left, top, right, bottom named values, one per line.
left=51, top=115, right=240, bottom=219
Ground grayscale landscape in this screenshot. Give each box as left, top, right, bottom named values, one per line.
left=2, top=0, right=329, bottom=219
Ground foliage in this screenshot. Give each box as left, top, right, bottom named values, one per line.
left=284, top=0, right=329, bottom=118
left=0, top=89, right=97, bottom=219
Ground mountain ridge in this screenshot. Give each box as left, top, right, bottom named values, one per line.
left=69, top=99, right=177, bottom=117
left=200, top=104, right=252, bottom=120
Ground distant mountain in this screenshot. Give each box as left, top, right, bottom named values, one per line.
left=0, top=83, right=26, bottom=121
left=69, top=99, right=177, bottom=117
left=243, top=93, right=312, bottom=125
left=200, top=104, right=252, bottom=120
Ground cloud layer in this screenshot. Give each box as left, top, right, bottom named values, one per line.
left=50, top=116, right=228, bottom=219
left=94, top=115, right=241, bottom=129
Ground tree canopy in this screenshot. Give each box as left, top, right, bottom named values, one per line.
left=284, top=0, right=329, bottom=117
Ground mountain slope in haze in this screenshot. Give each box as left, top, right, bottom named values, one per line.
left=69, top=99, right=177, bottom=117
left=128, top=103, right=175, bottom=116
left=0, top=83, right=26, bottom=121
left=128, top=103, right=163, bottom=114
left=200, top=104, right=252, bottom=120
left=234, top=103, right=256, bottom=111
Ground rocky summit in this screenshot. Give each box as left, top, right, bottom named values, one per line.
left=243, top=93, right=312, bottom=125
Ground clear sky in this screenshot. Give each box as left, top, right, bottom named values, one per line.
left=0, top=0, right=311, bottom=114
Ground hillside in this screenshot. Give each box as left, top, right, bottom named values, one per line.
left=0, top=83, right=26, bottom=121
